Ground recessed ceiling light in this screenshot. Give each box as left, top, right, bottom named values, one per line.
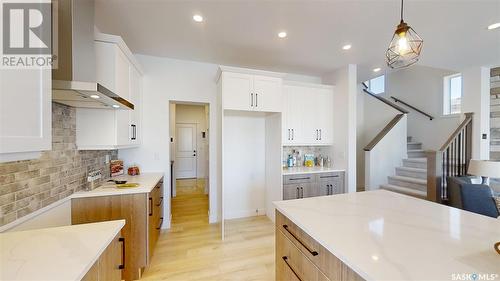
left=487, top=22, right=500, bottom=30
left=193, top=14, right=203, bottom=22
left=373, top=68, right=382, bottom=72
left=278, top=31, right=287, bottom=38
left=342, top=44, right=352, bottom=50
left=90, top=94, right=100, bottom=99
left=112, top=105, right=120, bottom=108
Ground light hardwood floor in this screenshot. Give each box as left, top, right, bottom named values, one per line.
left=141, top=179, right=275, bottom=280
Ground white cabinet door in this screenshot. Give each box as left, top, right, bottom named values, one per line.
left=253, top=75, right=282, bottom=112
left=300, top=87, right=318, bottom=144
left=114, top=47, right=130, bottom=100
left=318, top=89, right=334, bottom=144
left=129, top=66, right=142, bottom=144
left=283, top=85, right=305, bottom=145
left=0, top=68, right=51, bottom=155
left=222, top=72, right=253, bottom=111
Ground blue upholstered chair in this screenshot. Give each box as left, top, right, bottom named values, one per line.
left=447, top=176, right=499, bottom=218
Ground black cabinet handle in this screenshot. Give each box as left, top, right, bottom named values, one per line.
left=156, top=197, right=163, bottom=207
left=300, top=187, right=304, bottom=198
left=250, top=93, right=254, bottom=107
left=291, top=129, right=294, bottom=140
left=156, top=217, right=164, bottom=230
left=282, top=225, right=318, bottom=256
left=282, top=256, right=302, bottom=281
left=255, top=93, right=258, bottom=107
left=149, top=197, right=153, bottom=216
left=119, top=237, right=125, bottom=270
left=319, top=129, right=322, bottom=140
left=320, top=175, right=339, bottom=179
left=296, top=187, right=299, bottom=199
left=289, top=177, right=310, bottom=181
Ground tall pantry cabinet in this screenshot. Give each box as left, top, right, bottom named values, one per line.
left=218, top=66, right=283, bottom=240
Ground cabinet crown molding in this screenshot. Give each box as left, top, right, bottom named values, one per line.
left=216, top=65, right=286, bottom=82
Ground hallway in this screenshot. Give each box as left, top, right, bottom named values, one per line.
left=141, top=179, right=275, bottom=280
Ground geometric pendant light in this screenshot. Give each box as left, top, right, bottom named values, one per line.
left=386, top=0, right=423, bottom=69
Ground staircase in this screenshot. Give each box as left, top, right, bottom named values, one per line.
left=491, top=68, right=500, bottom=160
left=381, top=136, right=427, bottom=199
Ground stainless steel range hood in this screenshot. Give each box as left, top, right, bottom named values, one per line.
left=52, top=0, right=133, bottom=110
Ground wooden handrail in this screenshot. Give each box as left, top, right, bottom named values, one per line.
left=390, top=96, right=434, bottom=120
left=364, top=114, right=405, bottom=151
left=439, top=113, right=473, bottom=151
left=362, top=88, right=409, bottom=114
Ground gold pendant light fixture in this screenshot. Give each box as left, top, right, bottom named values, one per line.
left=386, top=0, right=423, bottom=69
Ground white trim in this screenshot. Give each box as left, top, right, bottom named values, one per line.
left=94, top=32, right=144, bottom=75
left=283, top=80, right=334, bottom=89
left=216, top=65, right=286, bottom=82
left=0, top=197, right=71, bottom=233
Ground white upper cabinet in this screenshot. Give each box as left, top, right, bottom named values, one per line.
left=76, top=34, right=142, bottom=150
left=220, top=69, right=283, bottom=113
left=0, top=68, right=52, bottom=160
left=282, top=83, right=334, bottom=146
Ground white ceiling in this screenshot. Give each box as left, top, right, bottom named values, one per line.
left=95, top=0, right=500, bottom=79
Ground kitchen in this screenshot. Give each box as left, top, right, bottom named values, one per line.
left=1, top=1, right=499, bottom=281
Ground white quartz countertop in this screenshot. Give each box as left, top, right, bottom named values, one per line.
left=274, top=190, right=500, bottom=281
left=72, top=172, right=164, bottom=199
left=282, top=166, right=345, bottom=175
left=0, top=220, right=125, bottom=281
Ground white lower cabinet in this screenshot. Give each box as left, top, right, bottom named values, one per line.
left=283, top=83, right=334, bottom=145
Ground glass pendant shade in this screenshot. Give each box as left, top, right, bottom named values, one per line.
left=386, top=20, right=423, bottom=69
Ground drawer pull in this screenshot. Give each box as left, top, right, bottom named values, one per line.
left=156, top=197, right=163, bottom=207
left=156, top=217, right=164, bottom=230
left=149, top=197, right=153, bottom=216
left=282, top=225, right=318, bottom=256
left=282, top=256, right=302, bottom=281
left=118, top=237, right=125, bottom=270
left=320, top=175, right=339, bottom=178
left=289, top=177, right=310, bottom=181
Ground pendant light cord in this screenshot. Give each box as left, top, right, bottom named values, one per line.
left=400, top=0, right=404, bottom=22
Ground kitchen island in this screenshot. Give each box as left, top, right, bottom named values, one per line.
left=274, top=190, right=500, bottom=281
left=0, top=220, right=124, bottom=281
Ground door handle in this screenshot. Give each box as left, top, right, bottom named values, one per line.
left=288, top=129, right=290, bottom=141
left=319, top=129, right=322, bottom=140
left=119, top=237, right=125, bottom=270
left=316, top=129, right=318, bottom=140
left=291, top=129, right=294, bottom=140
left=296, top=187, right=299, bottom=199
left=300, top=187, right=304, bottom=198
left=251, top=93, right=254, bottom=107
left=149, top=197, right=153, bottom=216
left=255, top=93, right=258, bottom=107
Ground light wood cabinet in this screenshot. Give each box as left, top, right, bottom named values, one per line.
left=283, top=83, right=334, bottom=146
left=276, top=211, right=364, bottom=281
left=72, top=177, right=163, bottom=281
left=148, top=180, right=164, bottom=263
left=220, top=71, right=283, bottom=113
left=81, top=232, right=123, bottom=281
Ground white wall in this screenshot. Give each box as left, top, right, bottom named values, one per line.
left=223, top=111, right=266, bottom=219
left=357, top=86, right=401, bottom=189
left=322, top=65, right=357, bottom=193
left=118, top=55, right=221, bottom=226
left=462, top=66, right=491, bottom=160
left=383, top=65, right=460, bottom=150
left=365, top=115, right=408, bottom=190
left=175, top=104, right=209, bottom=179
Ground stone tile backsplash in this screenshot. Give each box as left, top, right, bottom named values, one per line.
left=0, top=103, right=117, bottom=227
left=283, top=146, right=332, bottom=166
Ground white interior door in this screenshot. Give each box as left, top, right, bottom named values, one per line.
left=175, top=123, right=197, bottom=179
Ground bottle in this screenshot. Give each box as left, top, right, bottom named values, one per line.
left=287, top=155, right=294, bottom=167
left=326, top=156, right=332, bottom=168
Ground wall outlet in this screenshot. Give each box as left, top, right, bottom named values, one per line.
left=105, top=155, right=110, bottom=164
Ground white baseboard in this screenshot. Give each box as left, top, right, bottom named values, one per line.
left=225, top=208, right=266, bottom=220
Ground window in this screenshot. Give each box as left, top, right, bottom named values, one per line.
left=443, top=74, right=462, bottom=115
left=364, top=75, right=385, bottom=94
